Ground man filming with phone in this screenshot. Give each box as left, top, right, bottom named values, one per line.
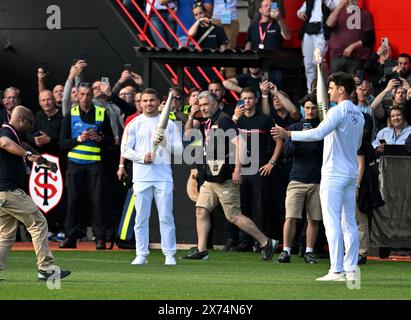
left=276, top=94, right=324, bottom=264
left=229, top=88, right=283, bottom=253
left=245, top=0, right=291, bottom=88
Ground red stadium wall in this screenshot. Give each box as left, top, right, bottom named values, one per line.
left=283, top=0, right=411, bottom=56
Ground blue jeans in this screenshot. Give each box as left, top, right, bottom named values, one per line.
left=149, top=11, right=177, bottom=48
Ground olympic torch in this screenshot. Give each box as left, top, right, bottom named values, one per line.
left=152, top=91, right=173, bottom=155
left=314, top=48, right=329, bottom=121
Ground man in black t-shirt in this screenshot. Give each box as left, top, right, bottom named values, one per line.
left=0, top=106, right=70, bottom=281
left=182, top=91, right=279, bottom=261
left=245, top=0, right=291, bottom=87
left=188, top=4, right=228, bottom=50
left=231, top=88, right=282, bottom=252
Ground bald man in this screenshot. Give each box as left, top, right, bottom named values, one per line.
left=0, top=106, right=71, bottom=281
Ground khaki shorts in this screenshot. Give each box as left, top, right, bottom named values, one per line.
left=196, top=180, right=241, bottom=218
left=285, top=181, right=322, bottom=220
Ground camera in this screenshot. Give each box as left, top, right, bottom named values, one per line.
left=271, top=2, right=278, bottom=10
left=124, top=64, right=132, bottom=72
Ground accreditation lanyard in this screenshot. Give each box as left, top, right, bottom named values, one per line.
left=392, top=127, right=404, bottom=144
left=2, top=124, right=30, bottom=174
left=259, top=21, right=272, bottom=49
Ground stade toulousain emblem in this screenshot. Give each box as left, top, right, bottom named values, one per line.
left=29, top=154, right=63, bottom=214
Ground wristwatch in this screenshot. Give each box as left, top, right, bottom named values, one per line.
left=25, top=151, right=33, bottom=158
left=269, top=159, right=277, bottom=166
left=355, top=183, right=361, bottom=189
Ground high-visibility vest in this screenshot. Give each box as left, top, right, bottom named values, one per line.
left=67, top=105, right=105, bottom=164
left=183, top=104, right=191, bottom=115
left=169, top=112, right=177, bottom=121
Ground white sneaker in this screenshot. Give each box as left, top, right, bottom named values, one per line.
left=316, top=271, right=346, bottom=281
left=165, top=256, right=177, bottom=265
left=131, top=256, right=148, bottom=265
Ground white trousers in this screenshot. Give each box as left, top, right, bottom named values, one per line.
left=302, top=33, right=328, bottom=93
left=320, top=176, right=359, bottom=273
left=133, top=181, right=176, bottom=257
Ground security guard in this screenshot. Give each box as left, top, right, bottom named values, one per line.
left=59, top=83, right=114, bottom=250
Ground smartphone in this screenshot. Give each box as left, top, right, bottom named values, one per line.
left=33, top=131, right=42, bottom=137
left=237, top=99, right=245, bottom=108
left=381, top=37, right=389, bottom=46
left=101, top=77, right=110, bottom=85
left=124, top=64, right=132, bottom=72
left=379, top=139, right=387, bottom=144
left=392, top=72, right=401, bottom=87
left=271, top=2, right=278, bottom=10
left=262, top=71, right=269, bottom=82
left=303, top=122, right=312, bottom=130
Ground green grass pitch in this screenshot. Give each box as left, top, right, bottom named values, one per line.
left=1, top=250, right=410, bottom=300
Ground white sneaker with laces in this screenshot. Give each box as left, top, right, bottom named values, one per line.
left=131, top=256, right=148, bottom=265
left=165, top=256, right=177, bottom=265
left=316, top=271, right=346, bottom=281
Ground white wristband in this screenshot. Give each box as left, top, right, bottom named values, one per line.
left=262, top=94, right=268, bottom=98
left=118, top=164, right=125, bottom=168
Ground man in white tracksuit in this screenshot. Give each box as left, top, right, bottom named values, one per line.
left=272, top=72, right=364, bottom=281
left=121, top=88, right=183, bottom=266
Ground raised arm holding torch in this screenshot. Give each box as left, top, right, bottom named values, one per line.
left=315, top=48, right=329, bottom=121
left=152, top=92, right=173, bottom=155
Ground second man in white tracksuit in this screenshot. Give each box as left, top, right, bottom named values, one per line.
left=272, top=72, right=364, bottom=281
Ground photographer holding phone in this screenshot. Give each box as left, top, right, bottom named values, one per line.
left=245, top=0, right=291, bottom=88
left=277, top=94, right=324, bottom=264
left=229, top=88, right=282, bottom=253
